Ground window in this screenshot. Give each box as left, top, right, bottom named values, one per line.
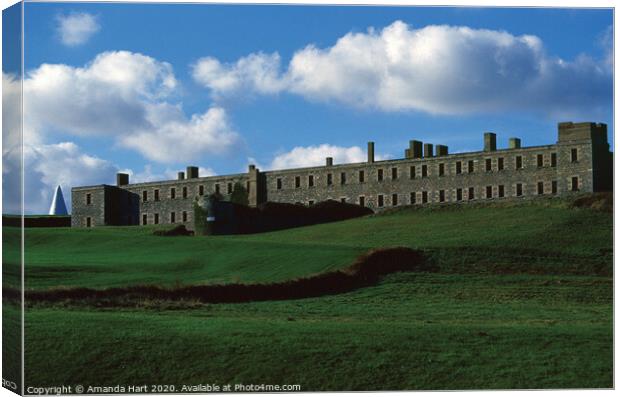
left=340, top=172, right=347, bottom=185
left=552, top=181, right=558, bottom=194
left=486, top=186, right=493, bottom=199
left=378, top=169, right=384, bottom=181
left=277, top=178, right=282, bottom=190
left=151, top=189, right=158, bottom=201
left=498, top=185, right=505, bottom=198
left=86, top=217, right=92, bottom=228
left=359, top=170, right=365, bottom=183
left=142, top=214, right=147, bottom=225
left=571, top=177, right=579, bottom=191
left=142, top=191, right=148, bottom=202
left=295, top=176, right=301, bottom=188
left=378, top=194, right=384, bottom=207
left=183, top=187, right=188, bottom=199
left=227, top=182, right=233, bottom=194
left=438, top=163, right=445, bottom=176
left=308, top=175, right=314, bottom=187
left=215, top=184, right=220, bottom=194
left=410, top=166, right=416, bottom=179
left=168, top=188, right=174, bottom=200
left=456, top=188, right=463, bottom=201
left=199, top=185, right=204, bottom=196
left=391, top=167, right=398, bottom=180
left=327, top=174, right=333, bottom=186
left=485, top=158, right=492, bottom=172
left=340, top=197, right=346, bottom=203
left=422, top=191, right=428, bottom=203
left=537, top=181, right=544, bottom=195
left=468, top=160, right=474, bottom=173
left=516, top=183, right=523, bottom=197
left=170, top=212, right=176, bottom=223
left=359, top=196, right=365, bottom=207
left=571, top=148, right=578, bottom=163
left=439, top=190, right=445, bottom=202
left=392, top=193, right=398, bottom=206
left=183, top=211, right=188, bottom=222
left=154, top=213, right=159, bottom=225
left=537, top=154, right=544, bottom=167
left=421, top=165, right=428, bottom=177
left=456, top=161, right=462, bottom=175
left=410, top=192, right=416, bottom=204
left=308, top=200, right=314, bottom=206
left=468, top=187, right=475, bottom=200
left=516, top=156, right=523, bottom=169
left=86, top=193, right=92, bottom=205
left=247, top=181, right=250, bottom=192
left=551, top=153, right=557, bottom=167
left=498, top=157, right=504, bottom=171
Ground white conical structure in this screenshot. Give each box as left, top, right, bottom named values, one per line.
left=48, top=185, right=68, bottom=215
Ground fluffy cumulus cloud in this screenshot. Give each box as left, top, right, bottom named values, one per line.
left=56, top=12, right=101, bottom=46
left=269, top=144, right=385, bottom=170
left=192, top=21, right=612, bottom=117
left=23, top=51, right=240, bottom=162
left=5, top=51, right=239, bottom=213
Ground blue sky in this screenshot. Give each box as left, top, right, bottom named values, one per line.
left=3, top=3, right=614, bottom=213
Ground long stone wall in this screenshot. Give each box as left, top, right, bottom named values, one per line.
left=71, top=122, right=611, bottom=228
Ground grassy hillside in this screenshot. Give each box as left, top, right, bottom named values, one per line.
left=22, top=272, right=612, bottom=389
left=6, top=197, right=613, bottom=390
left=3, top=198, right=612, bottom=290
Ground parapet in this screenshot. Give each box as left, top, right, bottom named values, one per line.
left=558, top=122, right=608, bottom=144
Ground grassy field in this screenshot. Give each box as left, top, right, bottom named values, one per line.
left=4, top=197, right=614, bottom=390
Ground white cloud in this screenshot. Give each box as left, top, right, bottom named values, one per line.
left=4, top=51, right=235, bottom=213
left=23, top=51, right=241, bottom=163
left=120, top=106, right=239, bottom=163
left=269, top=144, right=385, bottom=170
left=56, top=12, right=100, bottom=46
left=192, top=21, right=612, bottom=117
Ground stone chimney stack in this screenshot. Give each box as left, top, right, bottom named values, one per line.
left=116, top=173, right=129, bottom=186
left=367, top=142, right=375, bottom=163
left=435, top=144, right=448, bottom=156
left=410, top=140, right=423, bottom=159
left=484, top=132, right=497, bottom=152
left=423, top=143, right=434, bottom=158
left=186, top=166, right=199, bottom=179
left=326, top=157, right=333, bottom=166
left=178, top=172, right=185, bottom=180
left=509, top=138, right=521, bottom=149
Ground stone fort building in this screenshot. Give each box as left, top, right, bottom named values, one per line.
left=71, top=121, right=612, bottom=228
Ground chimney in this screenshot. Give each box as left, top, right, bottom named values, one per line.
left=248, top=164, right=256, bottom=172
left=484, top=132, right=497, bottom=152
left=116, top=173, right=129, bottom=186
left=177, top=172, right=185, bottom=180
left=410, top=140, right=423, bottom=158
left=423, top=143, right=434, bottom=158
left=186, top=166, right=199, bottom=179
left=405, top=148, right=411, bottom=158
left=435, top=144, right=448, bottom=156
left=367, top=142, right=375, bottom=163
left=326, top=157, right=333, bottom=166
left=508, top=138, right=521, bottom=149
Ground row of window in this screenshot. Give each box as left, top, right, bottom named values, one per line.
left=139, top=181, right=247, bottom=203
left=277, top=150, right=579, bottom=190
left=141, top=211, right=190, bottom=225
left=297, top=177, right=580, bottom=207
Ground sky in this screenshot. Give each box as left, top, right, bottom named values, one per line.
left=1, top=2, right=614, bottom=214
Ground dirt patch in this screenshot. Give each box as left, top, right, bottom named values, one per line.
left=10, top=247, right=431, bottom=307
left=570, top=192, right=613, bottom=213
left=153, top=225, right=194, bottom=236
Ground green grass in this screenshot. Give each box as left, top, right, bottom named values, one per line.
left=8, top=198, right=613, bottom=390
left=23, top=272, right=612, bottom=389
left=3, top=199, right=612, bottom=290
